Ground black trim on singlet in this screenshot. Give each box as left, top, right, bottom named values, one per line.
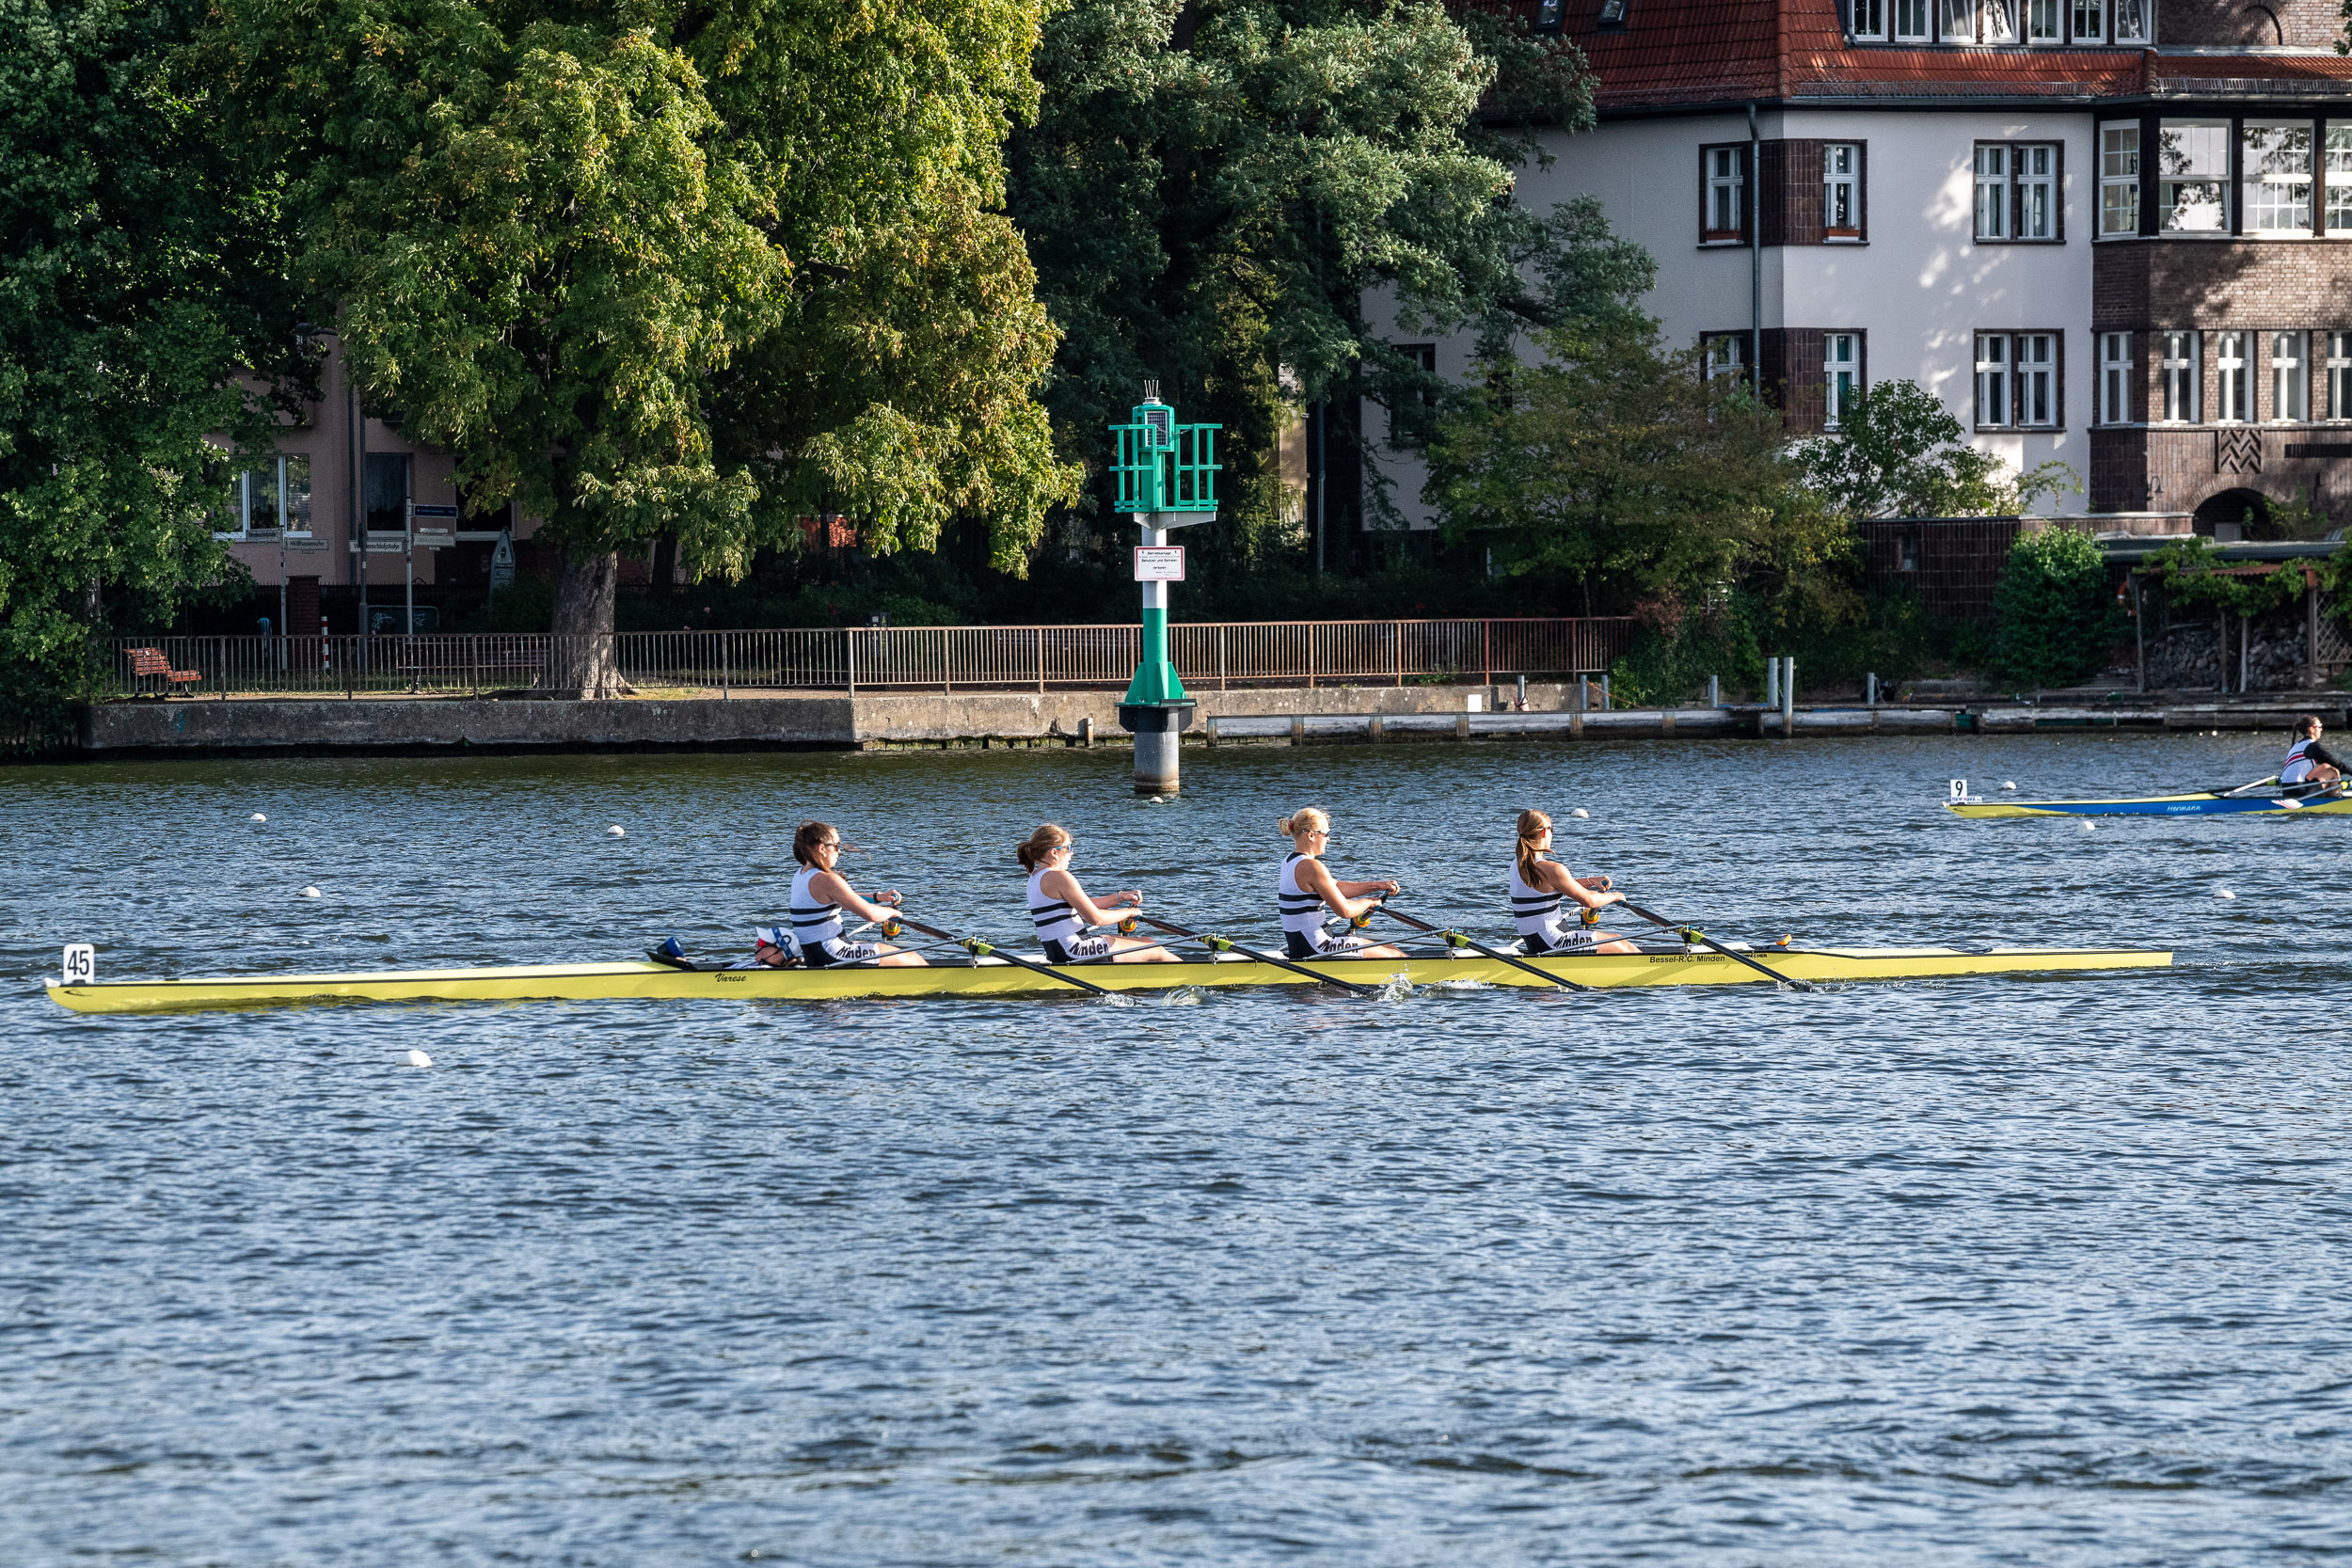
left=1277, top=851, right=1325, bottom=915
left=1029, top=898, right=1076, bottom=931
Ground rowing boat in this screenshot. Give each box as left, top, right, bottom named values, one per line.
left=44, top=943, right=2172, bottom=1014
left=1947, top=787, right=2352, bottom=819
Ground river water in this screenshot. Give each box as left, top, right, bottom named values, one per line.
left=3, top=733, right=2347, bottom=1565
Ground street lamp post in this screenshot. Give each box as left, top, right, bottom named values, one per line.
left=1110, top=383, right=1219, bottom=794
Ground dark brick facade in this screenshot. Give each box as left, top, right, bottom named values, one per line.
left=2161, top=0, right=2339, bottom=46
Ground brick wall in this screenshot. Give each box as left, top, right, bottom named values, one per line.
left=1760, top=327, right=1830, bottom=433
left=2161, top=0, right=2337, bottom=46
left=2094, top=241, right=2352, bottom=330
left=1759, top=139, right=1826, bottom=247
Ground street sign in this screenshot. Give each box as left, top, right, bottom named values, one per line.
left=1134, top=546, right=1185, bottom=582
left=412, top=504, right=459, bottom=520
left=355, top=537, right=405, bottom=553
left=283, top=535, right=327, bottom=553
left=412, top=530, right=455, bottom=548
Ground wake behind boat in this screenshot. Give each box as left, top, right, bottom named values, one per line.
left=45, top=940, right=2171, bottom=1014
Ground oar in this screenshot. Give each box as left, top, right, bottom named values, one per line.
left=2210, top=775, right=2280, bottom=797
left=1370, top=904, right=1592, bottom=992
left=886, top=915, right=1118, bottom=999
left=1128, top=914, right=1386, bottom=997
left=1616, top=900, right=1815, bottom=991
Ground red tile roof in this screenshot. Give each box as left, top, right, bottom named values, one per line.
left=1526, top=0, right=2352, bottom=111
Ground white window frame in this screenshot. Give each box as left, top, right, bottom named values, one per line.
left=2160, top=121, right=2231, bottom=234
left=1940, top=0, right=1976, bottom=40
left=215, top=455, right=310, bottom=542
left=2329, top=331, right=2352, bottom=420
left=1979, top=143, right=2059, bottom=243
left=1976, top=334, right=2012, bottom=427
left=2271, top=331, right=2308, bottom=421
left=2113, top=0, right=2148, bottom=42
left=1975, top=146, right=2010, bottom=242
left=1703, top=333, right=1747, bottom=384
left=1895, top=0, right=1931, bottom=38
left=2099, top=331, right=2132, bottom=425
left=2100, top=123, right=2140, bottom=238
left=2161, top=331, right=2200, bottom=423
left=1704, top=146, right=1746, bottom=244
left=2325, top=126, right=2352, bottom=235
left=1824, top=144, right=1863, bottom=240
left=2016, top=333, right=2058, bottom=427
left=2243, top=120, right=2314, bottom=237
left=1825, top=334, right=1861, bottom=429
left=2025, top=0, right=2060, bottom=39
left=1851, top=0, right=1888, bottom=39
left=2215, top=330, right=2250, bottom=422
left=2072, top=0, right=2104, bottom=41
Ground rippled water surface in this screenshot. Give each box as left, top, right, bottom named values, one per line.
left=5, top=734, right=2349, bottom=1565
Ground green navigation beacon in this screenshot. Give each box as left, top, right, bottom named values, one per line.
left=1109, top=382, right=1219, bottom=793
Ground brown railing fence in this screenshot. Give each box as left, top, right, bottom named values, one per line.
left=104, top=618, right=1634, bottom=699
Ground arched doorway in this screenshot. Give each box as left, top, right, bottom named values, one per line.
left=2193, top=487, right=2270, bottom=539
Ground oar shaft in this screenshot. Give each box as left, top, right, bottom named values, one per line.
left=1373, top=906, right=1590, bottom=992
left=1132, top=915, right=1383, bottom=996
left=893, top=916, right=1117, bottom=998
left=1616, top=899, right=1814, bottom=991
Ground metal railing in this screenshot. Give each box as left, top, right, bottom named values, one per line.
left=103, top=617, right=1634, bottom=700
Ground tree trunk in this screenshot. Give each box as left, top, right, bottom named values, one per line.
left=546, top=549, right=628, bottom=698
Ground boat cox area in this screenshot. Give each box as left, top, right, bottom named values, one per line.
left=2, top=735, right=2347, bottom=1562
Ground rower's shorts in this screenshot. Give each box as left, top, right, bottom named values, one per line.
left=1525, top=918, right=1597, bottom=956
left=802, top=937, right=880, bottom=968
left=1042, top=935, right=1111, bottom=964
left=1285, top=929, right=1369, bottom=960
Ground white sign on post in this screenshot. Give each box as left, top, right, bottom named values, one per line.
left=60, top=943, right=94, bottom=986
left=1134, top=546, right=1185, bottom=582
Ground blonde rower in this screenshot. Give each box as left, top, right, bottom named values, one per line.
left=1017, top=825, right=1178, bottom=964
left=1510, top=810, right=1639, bottom=956
left=1275, top=808, right=1406, bottom=960
left=760, top=821, right=928, bottom=969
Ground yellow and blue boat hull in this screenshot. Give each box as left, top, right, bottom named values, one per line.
left=1948, top=791, right=2352, bottom=819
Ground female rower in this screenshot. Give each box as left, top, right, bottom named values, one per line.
left=1275, top=807, right=1406, bottom=960
left=1017, top=825, right=1179, bottom=964
left=766, top=820, right=928, bottom=968
left=2281, top=715, right=2346, bottom=789
left=1510, top=809, right=1640, bottom=956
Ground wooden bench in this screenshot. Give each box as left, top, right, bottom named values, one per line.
left=126, top=647, right=201, bottom=696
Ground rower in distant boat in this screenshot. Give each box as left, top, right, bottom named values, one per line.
left=1016, top=825, right=1178, bottom=964
left=1275, top=807, right=1406, bottom=960
left=2280, top=715, right=2346, bottom=790
left=758, top=821, right=928, bottom=968
left=1510, top=810, right=1640, bottom=956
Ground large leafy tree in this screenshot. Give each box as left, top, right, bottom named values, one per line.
left=1006, top=0, right=1597, bottom=580
left=1800, top=380, right=2076, bottom=519
left=220, top=0, right=1077, bottom=692
left=0, top=0, right=302, bottom=725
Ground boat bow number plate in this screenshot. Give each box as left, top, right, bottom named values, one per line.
left=1134, top=546, right=1185, bottom=582
left=1949, top=779, right=1970, bottom=802
left=61, top=943, right=93, bottom=986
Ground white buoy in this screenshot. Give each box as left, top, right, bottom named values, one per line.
left=1148, top=796, right=1166, bottom=804
left=405, top=1049, right=433, bottom=1069
left=300, top=885, right=322, bottom=898
left=2216, top=888, right=2236, bottom=899
left=2080, top=822, right=2096, bottom=832
left=2000, top=781, right=2018, bottom=792
left=1569, top=808, right=1590, bottom=819
left=249, top=813, right=267, bottom=822
left=607, top=825, right=626, bottom=837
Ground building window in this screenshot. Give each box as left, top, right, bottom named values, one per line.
left=2025, top=0, right=2059, bottom=38
left=2329, top=332, right=2352, bottom=419
left=1703, top=146, right=1746, bottom=243
left=2072, top=0, right=2103, bottom=40
left=1824, top=144, right=1863, bottom=239
left=2243, top=121, right=2313, bottom=235
left=216, top=455, right=312, bottom=540
left=1979, top=143, right=2059, bottom=242
left=2113, top=0, right=2148, bottom=41
left=1983, top=0, right=2017, bottom=40
left=2325, top=127, right=2352, bottom=234
left=1389, top=343, right=1438, bottom=448
left=1534, top=0, right=1565, bottom=28
left=2017, top=333, right=2057, bottom=426
left=2271, top=331, right=2308, bottom=421
left=2159, top=121, right=2231, bottom=233
left=2099, top=332, right=2132, bottom=424
left=1941, top=0, right=1975, bottom=40
left=1851, top=0, right=1887, bottom=38
left=1703, top=333, right=1748, bottom=385
left=1826, top=333, right=1861, bottom=428
left=2161, top=331, right=2200, bottom=422
left=1976, top=335, right=2011, bottom=426
left=1896, top=0, right=1931, bottom=37
left=2100, top=123, right=2140, bottom=237
left=2215, top=331, right=2250, bottom=422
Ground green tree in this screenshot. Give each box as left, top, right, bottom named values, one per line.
left=0, top=0, right=302, bottom=725
left=1988, top=526, right=2123, bottom=688
left=221, top=0, right=1077, bottom=693
left=1801, top=380, right=2076, bottom=519
left=1006, top=0, right=1600, bottom=583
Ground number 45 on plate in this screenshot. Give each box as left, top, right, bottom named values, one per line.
left=60, top=943, right=94, bottom=986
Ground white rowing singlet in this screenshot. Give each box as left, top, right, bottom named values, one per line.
left=1508, top=856, right=1563, bottom=937
left=790, top=864, right=844, bottom=948
left=2282, top=736, right=2321, bottom=784
left=1278, top=851, right=1327, bottom=938
left=1027, top=868, right=1081, bottom=949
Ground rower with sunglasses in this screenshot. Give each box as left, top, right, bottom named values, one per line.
left=1274, top=807, right=1406, bottom=960
left=755, top=820, right=929, bottom=968
left=1016, top=824, right=1178, bottom=963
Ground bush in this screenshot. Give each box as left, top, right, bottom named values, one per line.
left=1988, top=528, right=2122, bottom=688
